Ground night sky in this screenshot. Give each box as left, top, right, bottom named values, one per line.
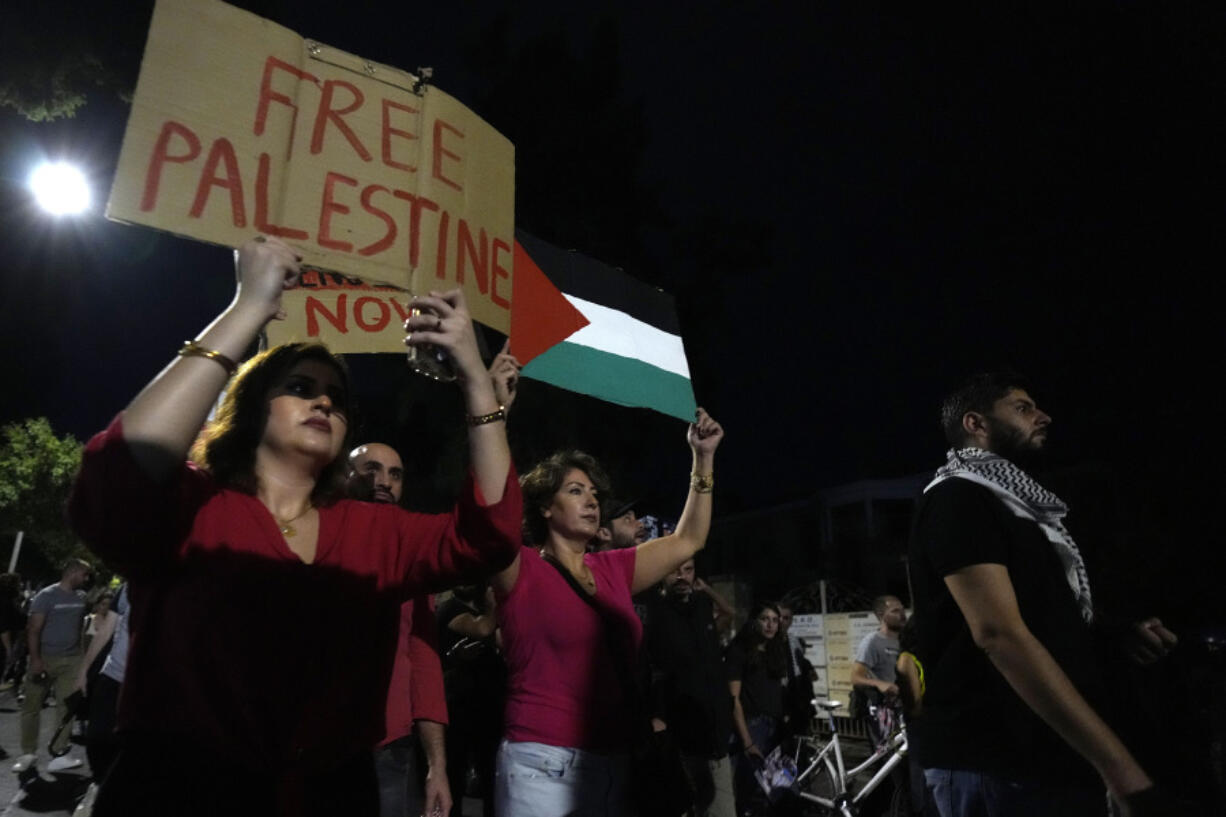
left=1, top=4, right=1221, bottom=620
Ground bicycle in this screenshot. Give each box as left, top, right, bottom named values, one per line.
left=791, top=699, right=911, bottom=816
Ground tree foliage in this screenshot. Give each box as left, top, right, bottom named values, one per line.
left=0, top=0, right=152, bottom=120
left=0, top=418, right=86, bottom=569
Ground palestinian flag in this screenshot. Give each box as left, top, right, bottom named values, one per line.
left=510, top=231, right=697, bottom=421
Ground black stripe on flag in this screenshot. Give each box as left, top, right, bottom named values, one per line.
left=515, top=230, right=681, bottom=335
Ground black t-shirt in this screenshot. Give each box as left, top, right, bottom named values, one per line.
left=435, top=596, right=506, bottom=730
left=0, top=599, right=24, bottom=666
left=908, top=477, right=1100, bottom=784
left=0, top=599, right=24, bottom=635
left=725, top=641, right=785, bottom=722
left=643, top=592, right=733, bottom=758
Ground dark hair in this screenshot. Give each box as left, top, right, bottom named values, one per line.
left=519, top=450, right=611, bottom=545
left=191, top=343, right=353, bottom=505
left=871, top=595, right=900, bottom=618
left=0, top=573, right=20, bottom=601
left=732, top=601, right=789, bottom=679
left=939, top=372, right=1031, bottom=447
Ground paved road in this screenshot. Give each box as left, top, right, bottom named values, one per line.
left=0, top=688, right=89, bottom=816
left=0, top=686, right=489, bottom=816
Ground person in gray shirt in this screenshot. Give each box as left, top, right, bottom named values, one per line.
left=851, top=595, right=907, bottom=697
left=14, top=558, right=92, bottom=772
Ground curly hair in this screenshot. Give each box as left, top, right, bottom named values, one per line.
left=732, top=601, right=789, bottom=679
left=190, top=342, right=352, bottom=505
left=519, top=450, right=610, bottom=545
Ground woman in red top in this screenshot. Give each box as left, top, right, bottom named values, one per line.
left=68, top=237, right=521, bottom=817
left=492, top=411, right=724, bottom=817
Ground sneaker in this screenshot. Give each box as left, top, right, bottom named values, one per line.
left=11, top=753, right=36, bottom=773
left=72, top=782, right=99, bottom=817
left=47, top=755, right=83, bottom=772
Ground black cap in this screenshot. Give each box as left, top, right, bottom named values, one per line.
left=600, top=497, right=638, bottom=527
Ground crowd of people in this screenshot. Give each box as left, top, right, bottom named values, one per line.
left=0, top=236, right=1185, bottom=817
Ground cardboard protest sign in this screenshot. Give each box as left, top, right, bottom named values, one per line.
left=108, top=0, right=515, bottom=337
left=267, top=270, right=413, bottom=354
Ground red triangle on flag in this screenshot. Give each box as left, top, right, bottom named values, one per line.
left=510, top=240, right=590, bottom=364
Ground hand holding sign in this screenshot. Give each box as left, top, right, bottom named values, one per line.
left=234, top=235, right=302, bottom=323
left=404, top=290, right=486, bottom=386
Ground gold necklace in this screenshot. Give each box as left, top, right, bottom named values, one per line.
left=275, top=503, right=314, bottom=537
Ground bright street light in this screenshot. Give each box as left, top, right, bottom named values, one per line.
left=29, top=161, right=92, bottom=215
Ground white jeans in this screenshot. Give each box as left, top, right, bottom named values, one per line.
left=494, top=740, right=629, bottom=817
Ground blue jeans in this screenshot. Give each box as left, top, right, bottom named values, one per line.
left=734, top=716, right=779, bottom=817
left=374, top=735, right=424, bottom=817
left=495, top=740, right=629, bottom=817
left=924, top=768, right=1106, bottom=817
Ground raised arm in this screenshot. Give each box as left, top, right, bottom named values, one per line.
left=694, top=576, right=735, bottom=632
left=404, top=291, right=510, bottom=504
left=945, top=563, right=1152, bottom=802
left=122, top=237, right=301, bottom=482
left=631, top=409, right=724, bottom=594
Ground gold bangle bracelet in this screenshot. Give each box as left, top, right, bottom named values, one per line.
left=178, top=339, right=238, bottom=376
left=690, top=472, right=714, bottom=493
left=467, top=406, right=506, bottom=427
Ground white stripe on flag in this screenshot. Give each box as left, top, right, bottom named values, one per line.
left=562, top=295, right=692, bottom=379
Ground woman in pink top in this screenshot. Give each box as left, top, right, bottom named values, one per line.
left=492, top=410, right=724, bottom=817
left=68, top=236, right=521, bottom=817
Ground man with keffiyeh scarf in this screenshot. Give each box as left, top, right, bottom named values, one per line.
left=907, top=373, right=1178, bottom=817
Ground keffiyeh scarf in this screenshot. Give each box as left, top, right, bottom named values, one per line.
left=926, top=447, right=1094, bottom=623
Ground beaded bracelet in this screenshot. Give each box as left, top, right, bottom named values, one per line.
left=467, top=406, right=506, bottom=427
left=178, top=339, right=237, bottom=375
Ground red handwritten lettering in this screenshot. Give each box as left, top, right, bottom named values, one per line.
left=255, top=57, right=318, bottom=159
left=306, top=294, right=348, bottom=335
left=318, top=172, right=357, bottom=252
left=389, top=297, right=411, bottom=323
left=435, top=210, right=450, bottom=280
left=353, top=296, right=391, bottom=332
left=311, top=80, right=372, bottom=161
left=391, top=190, right=439, bottom=268
left=188, top=138, right=246, bottom=226
left=491, top=238, right=511, bottom=309
left=381, top=99, right=418, bottom=173
left=456, top=219, right=487, bottom=293
left=432, top=119, right=463, bottom=192
left=141, top=121, right=201, bottom=212
left=358, top=185, right=396, bottom=256
left=254, top=153, right=309, bottom=240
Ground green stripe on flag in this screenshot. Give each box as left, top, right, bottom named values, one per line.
left=523, top=342, right=697, bottom=422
